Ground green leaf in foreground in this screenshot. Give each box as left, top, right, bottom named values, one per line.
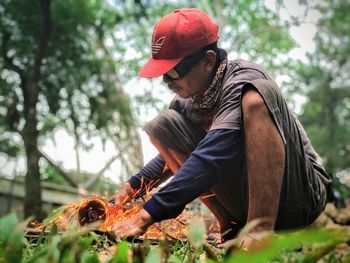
left=0, top=213, right=26, bottom=263
left=226, top=228, right=346, bottom=263
left=0, top=213, right=18, bottom=245
left=111, top=241, right=129, bottom=263
left=43, top=206, right=66, bottom=226
left=80, top=249, right=99, bottom=263
left=186, top=217, right=206, bottom=249
left=145, top=247, right=161, bottom=263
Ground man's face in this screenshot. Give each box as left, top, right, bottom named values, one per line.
left=162, top=51, right=217, bottom=98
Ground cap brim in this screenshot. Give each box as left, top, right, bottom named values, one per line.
left=138, top=57, right=183, bottom=78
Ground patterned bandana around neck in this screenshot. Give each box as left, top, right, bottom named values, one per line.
left=191, top=49, right=227, bottom=110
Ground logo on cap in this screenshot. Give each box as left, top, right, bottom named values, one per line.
left=151, top=30, right=165, bottom=56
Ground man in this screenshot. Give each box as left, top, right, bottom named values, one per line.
left=108, top=8, right=331, bottom=246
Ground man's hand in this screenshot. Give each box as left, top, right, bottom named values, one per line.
left=108, top=183, right=135, bottom=208
left=110, top=208, right=155, bottom=239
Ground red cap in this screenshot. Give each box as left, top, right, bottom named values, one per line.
left=139, top=8, right=219, bottom=78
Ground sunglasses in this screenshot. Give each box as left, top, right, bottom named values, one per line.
left=164, top=48, right=209, bottom=80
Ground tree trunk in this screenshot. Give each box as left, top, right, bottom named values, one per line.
left=22, top=0, right=52, bottom=220
left=23, top=108, right=42, bottom=220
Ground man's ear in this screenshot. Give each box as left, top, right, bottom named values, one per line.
left=204, top=50, right=217, bottom=68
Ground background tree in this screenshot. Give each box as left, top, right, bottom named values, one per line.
left=0, top=0, right=143, bottom=219
left=286, top=0, right=349, bottom=203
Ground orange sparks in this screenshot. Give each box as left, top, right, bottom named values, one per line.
left=200, top=194, right=215, bottom=199
left=40, top=196, right=188, bottom=240
left=37, top=181, right=220, bottom=241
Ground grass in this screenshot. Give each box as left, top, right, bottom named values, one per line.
left=0, top=212, right=349, bottom=263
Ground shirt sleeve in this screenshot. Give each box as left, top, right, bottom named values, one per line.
left=128, top=154, right=173, bottom=198
left=143, top=129, right=242, bottom=221
left=211, top=60, right=272, bottom=131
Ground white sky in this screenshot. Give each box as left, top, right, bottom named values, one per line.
left=0, top=0, right=321, bottom=184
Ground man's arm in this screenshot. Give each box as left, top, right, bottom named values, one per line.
left=108, top=154, right=173, bottom=205
left=143, top=129, right=242, bottom=221
left=111, top=129, right=242, bottom=239
left=128, top=154, right=173, bottom=197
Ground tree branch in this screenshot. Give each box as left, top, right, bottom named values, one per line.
left=83, top=132, right=143, bottom=189
left=82, top=154, right=120, bottom=189
left=1, top=31, right=24, bottom=76
left=39, top=150, right=79, bottom=188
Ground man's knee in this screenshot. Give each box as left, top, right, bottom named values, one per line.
left=151, top=109, right=182, bottom=126
left=144, top=109, right=181, bottom=136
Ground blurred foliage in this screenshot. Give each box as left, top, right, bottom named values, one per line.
left=0, top=0, right=144, bottom=217
left=286, top=0, right=350, bottom=202
left=197, top=0, right=296, bottom=72
left=0, top=214, right=26, bottom=263
left=0, top=213, right=349, bottom=262
left=40, top=161, right=68, bottom=186
left=0, top=0, right=140, bottom=150
left=332, top=176, right=350, bottom=208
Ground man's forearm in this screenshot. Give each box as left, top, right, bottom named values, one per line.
left=128, top=154, right=172, bottom=198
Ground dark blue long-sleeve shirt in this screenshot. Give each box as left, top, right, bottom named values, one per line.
left=128, top=128, right=242, bottom=221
